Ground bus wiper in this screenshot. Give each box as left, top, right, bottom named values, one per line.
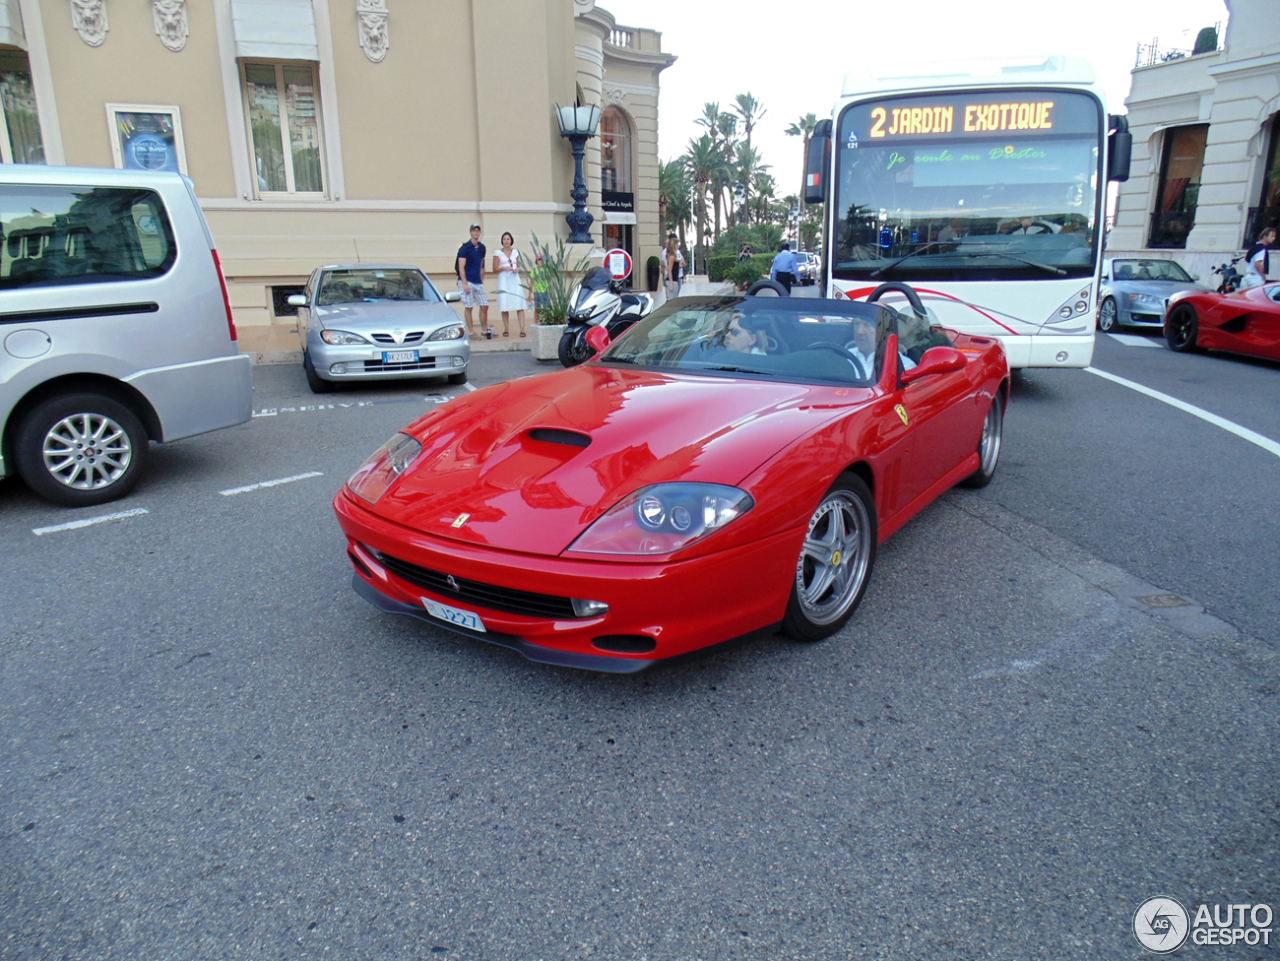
left=963, top=247, right=1066, bottom=276
left=869, top=241, right=944, bottom=277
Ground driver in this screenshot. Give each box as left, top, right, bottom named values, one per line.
left=845, top=315, right=915, bottom=376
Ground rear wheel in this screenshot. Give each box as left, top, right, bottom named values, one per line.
left=1097, top=297, right=1119, bottom=332
left=15, top=393, right=148, bottom=507
left=1165, top=304, right=1199, bottom=352
left=782, top=474, right=877, bottom=643
left=961, top=396, right=1003, bottom=489
left=304, top=350, right=335, bottom=393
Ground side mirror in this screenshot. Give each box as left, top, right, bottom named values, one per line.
left=287, top=294, right=307, bottom=307
left=803, top=119, right=832, bottom=206
left=899, top=346, right=966, bottom=384
left=445, top=291, right=462, bottom=303
left=1107, top=115, right=1131, bottom=182
left=1191, top=274, right=1200, bottom=282
left=585, top=325, right=611, bottom=355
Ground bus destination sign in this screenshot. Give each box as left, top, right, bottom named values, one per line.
left=846, top=92, right=1099, bottom=143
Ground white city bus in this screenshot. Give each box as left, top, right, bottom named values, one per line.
left=804, top=57, right=1131, bottom=368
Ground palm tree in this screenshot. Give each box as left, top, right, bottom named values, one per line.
left=659, top=158, right=691, bottom=251
left=684, top=134, right=721, bottom=274
left=712, top=114, right=738, bottom=242
left=785, top=113, right=819, bottom=227
left=733, top=92, right=766, bottom=155
left=734, top=143, right=769, bottom=227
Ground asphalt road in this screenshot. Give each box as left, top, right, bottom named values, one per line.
left=2, top=337, right=1278, bottom=960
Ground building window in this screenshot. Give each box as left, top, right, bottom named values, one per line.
left=1246, top=114, right=1280, bottom=245
left=600, top=107, right=632, bottom=193
left=1148, top=124, right=1208, bottom=249
left=0, top=50, right=44, bottom=164
left=271, top=284, right=306, bottom=316
left=241, top=61, right=324, bottom=197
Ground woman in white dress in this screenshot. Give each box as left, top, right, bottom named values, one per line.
left=492, top=232, right=528, bottom=337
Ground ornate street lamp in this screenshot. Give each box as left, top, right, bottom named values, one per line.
left=555, top=102, right=602, bottom=244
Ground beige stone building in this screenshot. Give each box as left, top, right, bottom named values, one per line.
left=1108, top=0, right=1279, bottom=279
left=0, top=0, right=673, bottom=360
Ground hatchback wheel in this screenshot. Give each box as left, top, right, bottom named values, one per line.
left=782, top=474, right=877, bottom=642
left=304, top=350, right=335, bottom=393
left=15, top=393, right=148, bottom=507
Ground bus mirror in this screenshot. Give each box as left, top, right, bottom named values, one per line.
left=1108, top=115, right=1131, bottom=182
left=804, top=119, right=832, bottom=206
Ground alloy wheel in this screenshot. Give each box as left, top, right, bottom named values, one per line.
left=795, top=489, right=872, bottom=626
left=42, top=412, right=133, bottom=490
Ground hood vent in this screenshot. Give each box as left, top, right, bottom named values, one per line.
left=527, top=428, right=592, bottom=448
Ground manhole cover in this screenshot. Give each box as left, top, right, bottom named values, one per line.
left=1135, top=594, right=1193, bottom=609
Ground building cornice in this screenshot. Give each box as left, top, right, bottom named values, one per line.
left=1207, top=51, right=1280, bottom=80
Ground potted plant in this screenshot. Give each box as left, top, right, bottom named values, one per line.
left=525, top=233, right=594, bottom=361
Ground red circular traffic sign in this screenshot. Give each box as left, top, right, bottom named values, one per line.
left=603, top=248, right=632, bottom=281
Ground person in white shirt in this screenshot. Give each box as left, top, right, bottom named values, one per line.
left=1239, top=226, right=1275, bottom=290
left=845, top=315, right=916, bottom=380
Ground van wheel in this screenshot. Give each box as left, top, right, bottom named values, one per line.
left=304, top=351, right=335, bottom=393
left=15, top=393, right=148, bottom=507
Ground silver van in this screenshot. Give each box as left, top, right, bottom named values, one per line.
left=0, top=165, right=252, bottom=506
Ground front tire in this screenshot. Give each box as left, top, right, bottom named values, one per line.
left=558, top=328, right=593, bottom=368
left=447, top=371, right=468, bottom=385
left=304, top=350, right=335, bottom=393
left=15, top=393, right=149, bottom=507
left=1165, top=305, right=1199, bottom=352
left=1097, top=297, right=1119, bottom=332
left=961, top=395, right=1003, bottom=489
left=782, top=474, right=877, bottom=643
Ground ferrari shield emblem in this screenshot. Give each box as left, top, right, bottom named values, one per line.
left=895, top=404, right=909, bottom=426
left=451, top=513, right=470, bottom=528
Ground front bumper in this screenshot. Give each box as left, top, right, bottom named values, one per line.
left=333, top=489, right=797, bottom=671
left=310, top=338, right=470, bottom=382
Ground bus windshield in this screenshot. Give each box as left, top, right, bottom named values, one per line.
left=832, top=89, right=1102, bottom=281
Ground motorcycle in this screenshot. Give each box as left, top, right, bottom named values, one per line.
left=558, top=267, right=653, bottom=367
left=1212, top=254, right=1245, bottom=294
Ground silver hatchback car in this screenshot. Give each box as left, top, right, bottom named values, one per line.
left=0, top=165, right=252, bottom=507
left=294, top=264, right=469, bottom=393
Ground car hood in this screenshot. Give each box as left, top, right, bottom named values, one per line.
left=315, top=300, right=460, bottom=333
left=369, top=364, right=864, bottom=556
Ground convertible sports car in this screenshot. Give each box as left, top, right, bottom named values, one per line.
left=333, top=283, right=1009, bottom=673
left=1164, top=282, right=1280, bottom=361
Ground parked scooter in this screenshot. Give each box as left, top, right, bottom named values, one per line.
left=1212, top=254, right=1245, bottom=294
left=558, top=267, right=653, bottom=367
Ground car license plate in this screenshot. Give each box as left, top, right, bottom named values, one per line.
left=421, top=597, right=486, bottom=633
left=383, top=350, right=418, bottom=364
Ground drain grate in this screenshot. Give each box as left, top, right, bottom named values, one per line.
left=1135, top=594, right=1193, bottom=609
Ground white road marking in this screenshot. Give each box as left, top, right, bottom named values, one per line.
left=252, top=393, right=462, bottom=418
left=463, top=382, right=477, bottom=392
left=1106, top=333, right=1163, bottom=348
left=33, top=507, right=149, bottom=536
left=219, top=471, right=325, bottom=497
left=1085, top=367, right=1280, bottom=459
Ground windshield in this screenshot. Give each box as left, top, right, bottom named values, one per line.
left=318, top=268, right=438, bottom=306
left=1111, top=259, right=1192, bottom=282
left=598, top=295, right=949, bottom=386
left=832, top=89, right=1102, bottom=281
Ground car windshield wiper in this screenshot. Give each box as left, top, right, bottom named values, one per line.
left=869, top=241, right=945, bottom=277
left=698, top=364, right=771, bottom=375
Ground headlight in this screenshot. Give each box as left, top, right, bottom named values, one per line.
left=321, top=329, right=370, bottom=345
left=346, top=432, right=423, bottom=504
left=568, top=483, right=754, bottom=555
left=428, top=324, right=465, bottom=341
left=1128, top=292, right=1163, bottom=307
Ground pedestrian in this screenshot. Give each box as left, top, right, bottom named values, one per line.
left=1239, top=225, right=1276, bottom=290
left=492, top=232, right=528, bottom=338
left=770, top=241, right=798, bottom=293
left=737, top=243, right=751, bottom=264
left=530, top=252, right=550, bottom=323
left=456, top=223, right=490, bottom=338
left=664, top=235, right=681, bottom=298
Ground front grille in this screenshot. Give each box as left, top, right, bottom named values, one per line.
left=371, top=332, right=425, bottom=345
left=374, top=550, right=579, bottom=619
left=358, top=357, right=438, bottom=371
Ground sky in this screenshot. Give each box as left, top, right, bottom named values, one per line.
left=597, top=0, right=1229, bottom=200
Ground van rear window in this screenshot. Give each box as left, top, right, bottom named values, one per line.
left=0, top=185, right=176, bottom=289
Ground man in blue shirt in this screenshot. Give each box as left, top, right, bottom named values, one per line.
left=770, top=242, right=798, bottom=293
left=456, top=224, right=489, bottom=338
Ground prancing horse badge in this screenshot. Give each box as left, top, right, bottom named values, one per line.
left=451, top=513, right=470, bottom=528
left=895, top=404, right=909, bottom=426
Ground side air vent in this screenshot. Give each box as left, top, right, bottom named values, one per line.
left=528, top=428, right=592, bottom=448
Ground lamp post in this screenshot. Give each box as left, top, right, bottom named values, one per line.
left=555, top=103, right=602, bottom=244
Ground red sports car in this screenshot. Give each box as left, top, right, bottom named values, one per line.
left=333, top=283, right=1009, bottom=672
left=1164, top=282, right=1280, bottom=360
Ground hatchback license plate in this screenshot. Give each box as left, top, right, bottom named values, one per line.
left=383, top=350, right=418, bottom=364
left=421, top=597, right=487, bottom=633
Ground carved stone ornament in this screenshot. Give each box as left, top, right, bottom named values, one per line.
left=357, top=0, right=388, bottom=63
left=605, top=87, right=625, bottom=106
left=152, top=0, right=188, bottom=52
left=572, top=0, right=596, bottom=15
left=69, top=0, right=108, bottom=47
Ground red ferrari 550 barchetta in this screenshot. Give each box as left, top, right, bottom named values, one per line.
left=333, top=283, right=1009, bottom=673
left=1164, top=282, right=1280, bottom=361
